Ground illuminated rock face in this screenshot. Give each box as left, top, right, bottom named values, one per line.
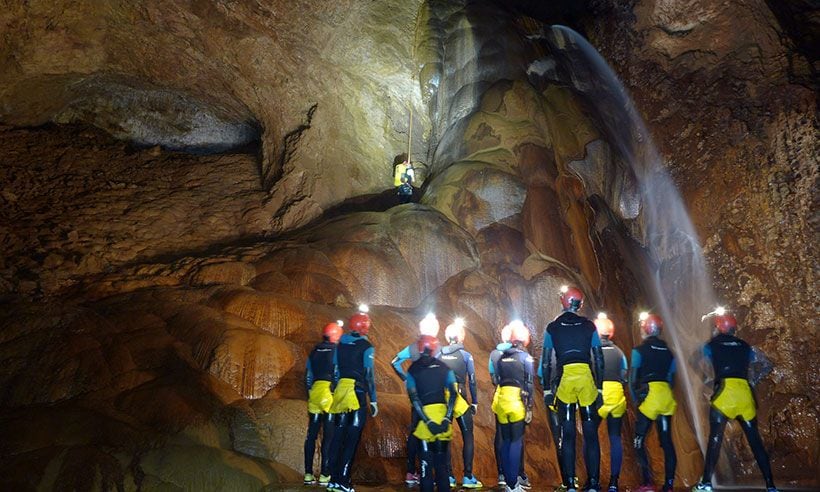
left=0, top=0, right=817, bottom=490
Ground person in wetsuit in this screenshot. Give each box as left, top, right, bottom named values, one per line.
left=406, top=335, right=458, bottom=492
left=540, top=286, right=604, bottom=492
left=392, top=313, right=440, bottom=487
left=327, top=311, right=378, bottom=492
left=304, top=321, right=343, bottom=486
left=594, top=313, right=628, bottom=492
left=692, top=312, right=779, bottom=492
left=439, top=318, right=483, bottom=489
left=492, top=321, right=535, bottom=492
left=630, top=313, right=677, bottom=492
left=489, top=324, right=512, bottom=487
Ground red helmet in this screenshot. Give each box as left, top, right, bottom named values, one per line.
left=594, top=314, right=615, bottom=338
left=444, top=319, right=466, bottom=343
left=349, top=313, right=371, bottom=335
left=640, top=313, right=664, bottom=337
left=507, top=320, right=530, bottom=347
left=560, top=286, right=584, bottom=310
left=714, top=314, right=737, bottom=335
left=323, top=322, right=343, bottom=343
left=417, top=334, right=440, bottom=355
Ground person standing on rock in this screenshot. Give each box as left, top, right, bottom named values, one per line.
left=691, top=311, right=779, bottom=492
left=489, top=324, right=512, bottom=487
left=593, top=313, right=628, bottom=492
left=304, top=321, right=344, bottom=486
left=406, top=334, right=458, bottom=492
left=540, top=286, right=604, bottom=492
left=327, top=308, right=378, bottom=492
left=438, top=318, right=483, bottom=489
left=392, top=313, right=441, bottom=487
left=492, top=320, right=535, bottom=492
left=630, top=312, right=677, bottom=492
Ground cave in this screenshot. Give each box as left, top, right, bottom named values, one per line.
left=0, top=1, right=816, bottom=491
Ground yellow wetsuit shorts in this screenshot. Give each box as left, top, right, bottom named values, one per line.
left=598, top=380, right=627, bottom=419
left=308, top=380, right=334, bottom=414
left=330, top=378, right=360, bottom=414
left=414, top=403, right=454, bottom=442
left=712, top=377, right=756, bottom=421
left=556, top=363, right=598, bottom=407
left=639, top=381, right=677, bottom=419
left=492, top=386, right=526, bottom=424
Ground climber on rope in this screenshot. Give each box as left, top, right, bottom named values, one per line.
left=593, top=313, right=628, bottom=492
left=492, top=320, right=535, bottom=492
left=438, top=318, right=483, bottom=489
left=304, top=321, right=344, bottom=486
left=405, top=334, right=458, bottom=492
left=540, top=286, right=604, bottom=492
left=392, top=313, right=441, bottom=487
left=326, top=306, right=378, bottom=492
left=630, top=312, right=677, bottom=492
left=394, top=159, right=415, bottom=204
left=691, top=309, right=779, bottom=492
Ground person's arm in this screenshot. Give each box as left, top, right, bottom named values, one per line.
left=524, top=354, right=535, bottom=409
left=406, top=373, right=430, bottom=423
left=332, top=345, right=339, bottom=386
left=445, top=370, right=457, bottom=421
left=305, top=357, right=314, bottom=394
left=591, top=330, right=604, bottom=390
left=667, top=357, right=677, bottom=389
left=749, top=347, right=773, bottom=386
left=364, top=346, right=378, bottom=415
left=391, top=346, right=411, bottom=381
left=465, top=352, right=478, bottom=405
left=540, top=331, right=554, bottom=390
left=628, top=349, right=642, bottom=401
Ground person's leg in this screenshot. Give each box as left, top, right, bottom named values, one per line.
left=433, top=440, right=451, bottom=491
left=558, top=401, right=577, bottom=487
left=319, top=413, right=335, bottom=478
left=494, top=418, right=504, bottom=480
left=336, top=407, right=368, bottom=487
left=656, top=415, right=676, bottom=490
left=700, top=408, right=727, bottom=485
left=304, top=412, right=322, bottom=477
left=500, top=422, right=515, bottom=488
left=408, top=409, right=421, bottom=475
left=328, top=412, right=349, bottom=485
left=506, top=421, right=526, bottom=488
left=633, top=413, right=654, bottom=485
left=419, top=440, right=434, bottom=492
left=606, top=416, right=623, bottom=488
left=580, top=404, right=601, bottom=487
left=739, top=418, right=776, bottom=489
left=458, top=412, right=475, bottom=477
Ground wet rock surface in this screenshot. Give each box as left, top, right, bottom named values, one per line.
left=0, top=0, right=817, bottom=491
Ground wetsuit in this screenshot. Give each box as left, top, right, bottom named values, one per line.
left=406, top=355, right=458, bottom=492
left=698, top=334, right=776, bottom=490
left=598, top=336, right=628, bottom=490
left=393, top=343, right=424, bottom=480
left=540, top=311, right=604, bottom=489
left=304, top=340, right=337, bottom=480
left=328, top=333, right=376, bottom=490
left=439, top=343, right=478, bottom=482
left=490, top=342, right=522, bottom=484
left=492, top=344, right=534, bottom=490
left=630, top=336, right=676, bottom=491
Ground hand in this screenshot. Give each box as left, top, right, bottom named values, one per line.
left=470, top=403, right=478, bottom=415
left=596, top=388, right=604, bottom=404
left=524, top=409, right=533, bottom=424
left=370, top=402, right=379, bottom=417
left=427, top=420, right=447, bottom=435
left=543, top=390, right=555, bottom=407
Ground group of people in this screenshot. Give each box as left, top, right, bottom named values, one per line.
left=303, top=287, right=779, bottom=492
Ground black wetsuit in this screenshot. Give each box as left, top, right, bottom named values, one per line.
left=495, top=345, right=534, bottom=489
left=600, top=337, right=627, bottom=488
left=540, top=311, right=604, bottom=489
left=304, top=340, right=336, bottom=478
left=439, top=343, right=478, bottom=478
left=699, top=334, right=775, bottom=489
left=327, top=333, right=376, bottom=489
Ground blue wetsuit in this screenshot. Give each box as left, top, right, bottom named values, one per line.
left=439, top=343, right=478, bottom=477
left=304, top=340, right=336, bottom=477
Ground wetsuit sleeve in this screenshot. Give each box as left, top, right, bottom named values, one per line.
left=539, top=331, right=554, bottom=389
left=524, top=354, right=535, bottom=408
left=364, top=346, right=377, bottom=403
left=629, top=349, right=641, bottom=400
left=591, top=330, right=604, bottom=389
left=694, top=343, right=714, bottom=385
left=667, top=357, right=676, bottom=389
left=406, top=373, right=430, bottom=423
left=332, top=346, right=339, bottom=386
left=619, top=349, right=628, bottom=383
left=446, top=370, right=458, bottom=420
left=391, top=346, right=411, bottom=381
left=465, top=352, right=478, bottom=405
left=305, top=357, right=314, bottom=392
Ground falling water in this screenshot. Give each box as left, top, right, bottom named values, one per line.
left=542, top=25, right=717, bottom=461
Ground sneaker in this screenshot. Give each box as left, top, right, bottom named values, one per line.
left=405, top=472, right=419, bottom=486
left=304, top=473, right=316, bottom=485
left=767, top=488, right=780, bottom=492
left=335, top=486, right=355, bottom=492
left=318, top=475, right=331, bottom=485
left=462, top=475, right=483, bottom=489
left=449, top=476, right=456, bottom=488
left=554, top=486, right=568, bottom=492
left=584, top=478, right=600, bottom=492
left=518, top=476, right=531, bottom=490
left=498, top=474, right=507, bottom=487
left=636, top=485, right=656, bottom=492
